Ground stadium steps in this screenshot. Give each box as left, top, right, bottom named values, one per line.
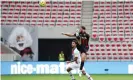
left=1, top=42, right=21, bottom=61
left=81, top=1, right=93, bottom=34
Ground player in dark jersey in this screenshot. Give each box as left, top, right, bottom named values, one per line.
left=62, top=26, right=90, bottom=77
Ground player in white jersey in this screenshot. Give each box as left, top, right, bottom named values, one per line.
left=66, top=40, right=93, bottom=80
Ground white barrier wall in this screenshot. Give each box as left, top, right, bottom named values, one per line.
left=38, top=27, right=77, bottom=38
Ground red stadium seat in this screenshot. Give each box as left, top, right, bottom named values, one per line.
left=96, top=52, right=100, bottom=56
left=99, top=36, right=105, bottom=42
left=107, top=36, right=112, bottom=42
left=1, top=1, right=133, bottom=61
left=92, top=32, right=97, bottom=39
left=90, top=43, right=95, bottom=48
left=95, top=43, right=99, bottom=48
left=106, top=47, right=111, bottom=52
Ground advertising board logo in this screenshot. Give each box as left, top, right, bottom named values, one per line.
left=128, top=64, right=133, bottom=74
left=10, top=62, right=78, bottom=74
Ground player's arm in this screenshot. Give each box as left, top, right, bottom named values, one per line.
left=62, top=29, right=80, bottom=37
left=73, top=53, right=78, bottom=64
left=86, top=33, right=90, bottom=42
left=74, top=56, right=78, bottom=64
left=68, top=53, right=78, bottom=64
left=62, top=33, right=75, bottom=37
left=77, top=37, right=81, bottom=45
left=66, top=57, right=78, bottom=64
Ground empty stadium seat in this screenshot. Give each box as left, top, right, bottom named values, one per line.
left=1, top=0, right=82, bottom=27
left=91, top=0, right=133, bottom=61
left=1, top=0, right=133, bottom=61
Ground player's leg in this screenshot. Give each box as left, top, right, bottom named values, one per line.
left=82, top=69, right=93, bottom=80
left=79, top=45, right=88, bottom=70
left=79, top=52, right=86, bottom=77
left=66, top=63, right=76, bottom=80
left=80, top=52, right=86, bottom=70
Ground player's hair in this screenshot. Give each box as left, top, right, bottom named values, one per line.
left=72, top=40, right=78, bottom=45
left=81, top=26, right=86, bottom=30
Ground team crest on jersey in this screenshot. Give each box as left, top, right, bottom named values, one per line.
left=81, top=37, right=87, bottom=39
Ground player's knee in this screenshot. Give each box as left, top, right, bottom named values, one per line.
left=67, top=68, right=71, bottom=72
left=81, top=53, right=86, bottom=61
left=81, top=53, right=86, bottom=57
left=81, top=56, right=86, bottom=61
left=81, top=58, right=85, bottom=62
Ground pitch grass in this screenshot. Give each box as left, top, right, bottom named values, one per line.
left=1, top=74, right=133, bottom=80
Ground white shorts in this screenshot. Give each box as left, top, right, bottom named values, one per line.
left=66, top=62, right=80, bottom=70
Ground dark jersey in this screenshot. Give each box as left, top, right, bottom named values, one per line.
left=74, top=32, right=90, bottom=47
left=74, top=32, right=90, bottom=53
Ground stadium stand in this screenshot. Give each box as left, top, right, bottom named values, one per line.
left=1, top=0, right=133, bottom=61
left=90, top=0, right=133, bottom=61
left=1, top=0, right=82, bottom=27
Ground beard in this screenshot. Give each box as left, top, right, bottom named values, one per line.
left=16, top=39, right=26, bottom=50
left=72, top=46, right=76, bottom=50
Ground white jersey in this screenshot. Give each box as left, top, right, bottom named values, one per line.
left=66, top=48, right=81, bottom=70
left=73, top=48, right=81, bottom=64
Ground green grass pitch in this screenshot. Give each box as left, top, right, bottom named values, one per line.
left=1, top=74, right=133, bottom=80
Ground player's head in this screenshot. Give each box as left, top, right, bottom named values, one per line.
left=80, top=26, right=86, bottom=33
left=72, top=40, right=78, bottom=48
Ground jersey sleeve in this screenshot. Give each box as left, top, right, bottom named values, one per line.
left=86, top=34, right=90, bottom=40
left=74, top=50, right=79, bottom=57
left=74, top=53, right=78, bottom=57
left=74, top=33, right=81, bottom=39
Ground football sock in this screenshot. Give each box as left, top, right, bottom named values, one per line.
left=85, top=73, right=90, bottom=78
left=80, top=62, right=84, bottom=70
left=68, top=71, right=75, bottom=80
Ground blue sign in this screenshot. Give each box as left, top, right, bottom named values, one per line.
left=1, top=62, right=133, bottom=75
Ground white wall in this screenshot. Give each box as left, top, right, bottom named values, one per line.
left=38, top=27, right=77, bottom=38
